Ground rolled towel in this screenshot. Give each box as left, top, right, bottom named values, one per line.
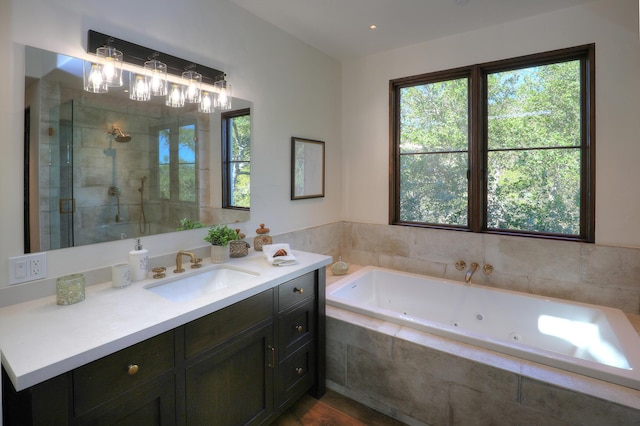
left=262, top=243, right=297, bottom=266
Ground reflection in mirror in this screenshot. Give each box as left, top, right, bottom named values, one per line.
left=291, top=137, right=325, bottom=200
left=24, top=46, right=251, bottom=253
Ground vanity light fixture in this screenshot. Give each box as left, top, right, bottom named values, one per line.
left=129, top=72, right=151, bottom=101
left=83, top=61, right=108, bottom=93
left=182, top=66, right=202, bottom=103
left=199, top=90, right=214, bottom=113
left=96, top=45, right=123, bottom=87
left=86, top=30, right=230, bottom=113
left=144, top=56, right=168, bottom=96
left=213, top=76, right=232, bottom=110
left=166, top=82, right=185, bottom=108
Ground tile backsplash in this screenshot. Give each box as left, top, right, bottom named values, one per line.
left=285, top=222, right=640, bottom=314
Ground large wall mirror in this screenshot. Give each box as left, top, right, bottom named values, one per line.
left=24, top=46, right=251, bottom=253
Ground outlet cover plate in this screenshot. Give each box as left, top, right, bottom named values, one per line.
left=9, top=253, right=47, bottom=285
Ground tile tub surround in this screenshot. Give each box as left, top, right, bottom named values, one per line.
left=327, top=222, right=640, bottom=315
left=326, top=306, right=640, bottom=426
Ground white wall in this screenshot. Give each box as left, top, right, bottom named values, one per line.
left=342, top=0, right=640, bottom=248
left=0, top=0, right=342, bottom=285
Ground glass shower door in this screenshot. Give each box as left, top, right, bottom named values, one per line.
left=49, top=100, right=75, bottom=249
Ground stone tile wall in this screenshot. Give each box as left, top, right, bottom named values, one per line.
left=326, top=309, right=640, bottom=425
left=304, top=222, right=640, bottom=314
left=278, top=221, right=640, bottom=423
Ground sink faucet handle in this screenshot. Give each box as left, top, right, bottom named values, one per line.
left=191, top=258, right=203, bottom=269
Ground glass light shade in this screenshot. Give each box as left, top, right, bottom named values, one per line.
left=213, top=79, right=232, bottom=110
left=166, top=83, right=185, bottom=107
left=199, top=91, right=214, bottom=113
left=129, top=72, right=151, bottom=101
left=182, top=70, right=202, bottom=103
left=96, top=46, right=123, bottom=87
left=83, top=61, right=108, bottom=93
left=144, top=59, right=167, bottom=96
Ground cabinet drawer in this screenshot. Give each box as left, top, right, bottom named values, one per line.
left=185, top=289, right=273, bottom=359
left=278, top=299, right=315, bottom=359
left=278, top=342, right=315, bottom=407
left=73, top=331, right=174, bottom=416
left=278, top=272, right=315, bottom=312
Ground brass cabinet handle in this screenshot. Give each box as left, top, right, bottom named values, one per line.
left=127, top=364, right=139, bottom=376
left=294, top=287, right=304, bottom=294
left=295, top=367, right=304, bottom=376
left=295, top=325, right=303, bottom=333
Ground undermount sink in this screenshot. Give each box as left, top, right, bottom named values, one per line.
left=144, top=267, right=259, bottom=302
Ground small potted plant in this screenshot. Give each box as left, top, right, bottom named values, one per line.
left=204, top=224, right=239, bottom=263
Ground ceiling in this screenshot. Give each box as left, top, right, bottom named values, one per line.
left=229, top=0, right=597, bottom=60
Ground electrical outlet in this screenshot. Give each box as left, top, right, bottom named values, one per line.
left=9, top=253, right=47, bottom=285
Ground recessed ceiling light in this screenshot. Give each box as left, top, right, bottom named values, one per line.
left=369, top=24, right=377, bottom=30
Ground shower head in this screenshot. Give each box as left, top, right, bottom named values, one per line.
left=108, top=126, right=132, bottom=143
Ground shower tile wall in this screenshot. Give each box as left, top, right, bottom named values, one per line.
left=37, top=79, right=208, bottom=249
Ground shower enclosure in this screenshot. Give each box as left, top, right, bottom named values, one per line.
left=49, top=100, right=75, bottom=250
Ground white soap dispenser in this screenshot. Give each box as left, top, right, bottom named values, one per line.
left=129, top=238, right=149, bottom=282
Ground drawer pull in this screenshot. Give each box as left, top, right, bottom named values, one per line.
left=294, top=287, right=304, bottom=294
left=295, top=325, right=304, bottom=333
left=295, top=367, right=304, bottom=376
left=268, top=346, right=275, bottom=368
left=127, top=364, right=139, bottom=376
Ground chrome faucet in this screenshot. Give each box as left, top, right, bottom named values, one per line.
left=465, top=262, right=479, bottom=284
left=174, top=250, right=202, bottom=273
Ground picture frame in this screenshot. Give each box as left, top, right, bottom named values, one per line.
left=291, top=137, right=325, bottom=200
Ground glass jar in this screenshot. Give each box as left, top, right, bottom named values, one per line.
left=56, top=273, right=86, bottom=305
left=331, top=256, right=349, bottom=276
left=253, top=223, right=272, bottom=251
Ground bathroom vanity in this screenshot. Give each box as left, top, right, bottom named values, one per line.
left=0, top=250, right=331, bottom=425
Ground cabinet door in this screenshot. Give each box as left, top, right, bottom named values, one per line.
left=76, top=372, right=176, bottom=426
left=185, top=323, right=274, bottom=426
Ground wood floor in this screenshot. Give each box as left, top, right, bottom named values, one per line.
left=271, top=390, right=406, bottom=426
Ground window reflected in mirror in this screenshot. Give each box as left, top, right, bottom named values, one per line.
left=222, top=109, right=251, bottom=210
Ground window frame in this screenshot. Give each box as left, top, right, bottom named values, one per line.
left=389, top=44, right=595, bottom=242
left=221, top=108, right=251, bottom=210
left=154, top=118, right=198, bottom=204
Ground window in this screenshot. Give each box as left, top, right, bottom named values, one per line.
left=390, top=45, right=595, bottom=242
left=178, top=124, right=196, bottom=202
left=222, top=108, right=251, bottom=209
left=156, top=120, right=197, bottom=203
left=159, top=128, right=171, bottom=200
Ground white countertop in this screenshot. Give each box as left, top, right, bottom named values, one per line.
left=0, top=250, right=331, bottom=391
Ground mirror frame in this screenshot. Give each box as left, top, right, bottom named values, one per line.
left=291, top=137, right=325, bottom=200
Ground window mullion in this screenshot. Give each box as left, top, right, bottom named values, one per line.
left=468, top=65, right=484, bottom=233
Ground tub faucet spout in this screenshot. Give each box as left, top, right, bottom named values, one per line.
left=465, top=262, right=479, bottom=284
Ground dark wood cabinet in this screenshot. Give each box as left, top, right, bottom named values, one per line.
left=2, top=268, right=326, bottom=426
left=185, top=323, right=274, bottom=425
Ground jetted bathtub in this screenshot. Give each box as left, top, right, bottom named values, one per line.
left=326, top=266, right=640, bottom=390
